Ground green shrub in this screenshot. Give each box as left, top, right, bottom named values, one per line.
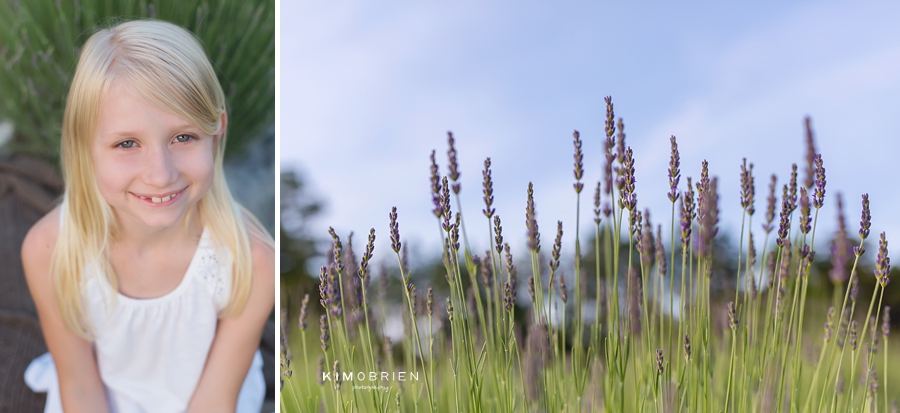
left=0, top=0, right=274, bottom=162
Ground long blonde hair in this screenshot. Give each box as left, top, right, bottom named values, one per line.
left=53, top=19, right=270, bottom=338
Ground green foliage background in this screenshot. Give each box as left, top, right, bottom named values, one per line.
left=0, top=0, right=274, bottom=162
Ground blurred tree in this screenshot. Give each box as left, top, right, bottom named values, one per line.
left=280, top=169, right=323, bottom=323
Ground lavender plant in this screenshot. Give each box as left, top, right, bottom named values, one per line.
left=281, top=102, right=898, bottom=413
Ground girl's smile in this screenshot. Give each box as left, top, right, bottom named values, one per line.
left=131, top=186, right=188, bottom=206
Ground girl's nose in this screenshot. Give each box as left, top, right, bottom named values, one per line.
left=141, top=146, right=179, bottom=188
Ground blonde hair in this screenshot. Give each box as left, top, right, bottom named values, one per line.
left=53, top=19, right=271, bottom=338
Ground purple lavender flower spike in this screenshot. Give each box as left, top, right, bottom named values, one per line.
left=680, top=178, right=695, bottom=250
left=328, top=227, right=344, bottom=273
left=619, top=146, right=637, bottom=210
left=656, top=225, right=667, bottom=277
left=813, top=154, right=826, bottom=209
left=850, top=275, right=859, bottom=304
left=550, top=221, right=563, bottom=273
left=447, top=131, right=461, bottom=194
left=602, top=202, right=612, bottom=219
left=656, top=349, right=665, bottom=374
left=603, top=97, right=617, bottom=196
left=333, top=360, right=342, bottom=389
left=875, top=232, right=891, bottom=288
left=727, top=301, right=737, bottom=330
left=505, top=244, right=517, bottom=291
left=427, top=287, right=434, bottom=317
left=326, top=266, right=343, bottom=318
left=788, top=164, right=798, bottom=212
left=318, top=266, right=328, bottom=306
left=573, top=130, right=584, bottom=193
left=748, top=231, right=757, bottom=268
left=559, top=272, right=568, bottom=303
left=740, top=158, right=753, bottom=211
left=775, top=283, right=786, bottom=319
left=799, top=187, right=811, bottom=235
left=859, top=194, right=871, bottom=240
left=430, top=151, right=442, bottom=217
left=823, top=307, right=836, bottom=342
left=483, top=158, right=495, bottom=218
left=830, top=193, right=849, bottom=284
left=320, top=314, right=330, bottom=351
left=481, top=252, right=494, bottom=288
left=779, top=238, right=792, bottom=281
left=698, top=177, right=720, bottom=260
left=526, top=182, right=541, bottom=252
left=390, top=207, right=401, bottom=253
left=680, top=196, right=692, bottom=250
left=668, top=136, right=681, bottom=203
left=630, top=208, right=641, bottom=238
left=776, top=185, right=791, bottom=247
left=358, top=228, right=376, bottom=280
left=299, top=294, right=310, bottom=331
left=594, top=182, right=602, bottom=225
left=493, top=215, right=504, bottom=254
left=604, top=96, right=616, bottom=141
left=696, top=161, right=710, bottom=197
left=504, top=281, right=515, bottom=311
left=763, top=174, right=777, bottom=234
left=446, top=297, right=454, bottom=321
left=409, top=285, right=418, bottom=316
left=804, top=117, right=817, bottom=190
left=528, top=276, right=536, bottom=303
left=442, top=176, right=452, bottom=231
left=616, top=118, right=626, bottom=165
left=767, top=251, right=777, bottom=289
left=799, top=243, right=811, bottom=260
left=450, top=213, right=461, bottom=251
left=683, top=334, right=691, bottom=360
left=747, top=163, right=756, bottom=216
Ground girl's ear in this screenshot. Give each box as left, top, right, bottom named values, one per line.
left=215, top=110, right=228, bottom=145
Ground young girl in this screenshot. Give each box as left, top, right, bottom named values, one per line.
left=21, top=19, right=275, bottom=413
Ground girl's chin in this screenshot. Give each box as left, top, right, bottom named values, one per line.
left=113, top=202, right=199, bottom=231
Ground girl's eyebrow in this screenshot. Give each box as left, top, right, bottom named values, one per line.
left=103, top=124, right=199, bottom=139
left=104, top=131, right=139, bottom=139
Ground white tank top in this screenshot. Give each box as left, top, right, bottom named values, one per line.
left=24, top=207, right=264, bottom=413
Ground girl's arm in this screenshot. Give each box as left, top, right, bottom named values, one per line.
left=187, top=229, right=275, bottom=412
left=22, top=206, right=111, bottom=413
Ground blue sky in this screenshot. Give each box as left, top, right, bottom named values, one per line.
left=282, top=1, right=900, bottom=270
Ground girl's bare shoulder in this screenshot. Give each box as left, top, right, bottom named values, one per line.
left=21, top=205, right=62, bottom=279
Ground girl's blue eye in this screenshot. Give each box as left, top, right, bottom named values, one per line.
left=174, top=134, right=194, bottom=143
left=117, top=140, right=136, bottom=149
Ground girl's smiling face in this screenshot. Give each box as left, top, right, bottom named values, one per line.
left=92, top=79, right=219, bottom=231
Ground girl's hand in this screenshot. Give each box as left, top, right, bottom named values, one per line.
left=186, top=221, right=275, bottom=413
left=22, top=206, right=111, bottom=413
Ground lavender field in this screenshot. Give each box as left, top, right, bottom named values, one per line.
left=281, top=98, right=898, bottom=412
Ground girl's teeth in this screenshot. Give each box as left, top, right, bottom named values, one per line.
left=149, top=194, right=173, bottom=203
